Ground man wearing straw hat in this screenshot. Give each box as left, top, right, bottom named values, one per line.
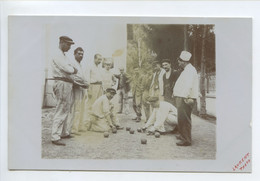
left=173, top=51, right=199, bottom=146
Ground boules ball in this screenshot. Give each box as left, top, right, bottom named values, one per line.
left=126, top=127, right=131, bottom=131
left=112, top=128, right=117, bottom=134
left=141, top=138, right=147, bottom=144
left=104, top=132, right=109, bottom=138
left=137, top=128, right=141, bottom=132
left=155, top=132, right=160, bottom=138
left=130, top=129, right=135, bottom=134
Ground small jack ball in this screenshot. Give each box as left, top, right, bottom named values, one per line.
left=137, top=128, right=141, bottom=132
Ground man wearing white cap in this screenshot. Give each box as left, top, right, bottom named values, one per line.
left=173, top=51, right=199, bottom=146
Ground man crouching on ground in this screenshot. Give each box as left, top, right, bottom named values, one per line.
left=141, top=96, right=178, bottom=135
left=88, top=88, right=123, bottom=132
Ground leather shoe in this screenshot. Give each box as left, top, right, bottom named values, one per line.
left=52, top=140, right=66, bottom=146
left=116, top=126, right=124, bottom=130
left=175, top=135, right=184, bottom=140
left=71, top=132, right=81, bottom=136
left=136, top=118, right=141, bottom=122
left=176, top=140, right=191, bottom=146
left=61, top=135, right=74, bottom=139
left=132, top=117, right=138, bottom=120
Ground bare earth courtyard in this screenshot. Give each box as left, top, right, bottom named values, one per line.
left=42, top=107, right=216, bottom=160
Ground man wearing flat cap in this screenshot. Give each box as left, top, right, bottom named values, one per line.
left=88, top=88, right=123, bottom=132
left=51, top=36, right=77, bottom=146
left=141, top=96, right=178, bottom=134
left=173, top=51, right=199, bottom=146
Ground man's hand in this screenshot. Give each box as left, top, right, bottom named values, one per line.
left=73, top=67, right=78, bottom=74
left=184, top=98, right=195, bottom=106
left=110, top=125, right=116, bottom=130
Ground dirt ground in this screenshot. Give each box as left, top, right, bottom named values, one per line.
left=42, top=106, right=216, bottom=160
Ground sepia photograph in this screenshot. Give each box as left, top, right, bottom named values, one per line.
left=42, top=23, right=216, bottom=160
left=8, top=16, right=251, bottom=172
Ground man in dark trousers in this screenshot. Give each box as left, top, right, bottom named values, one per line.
left=173, top=51, right=199, bottom=146
left=131, top=67, right=143, bottom=122
left=114, top=67, right=130, bottom=114
left=162, top=59, right=182, bottom=106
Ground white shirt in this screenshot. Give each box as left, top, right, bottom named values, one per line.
left=173, top=63, right=199, bottom=99
left=70, top=59, right=87, bottom=83
left=51, top=48, right=74, bottom=79
left=101, top=69, right=115, bottom=90
left=90, top=64, right=103, bottom=83
left=145, top=101, right=177, bottom=132
left=91, top=95, right=111, bottom=117
left=150, top=68, right=165, bottom=96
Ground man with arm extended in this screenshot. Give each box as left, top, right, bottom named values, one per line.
left=141, top=96, right=178, bottom=134
left=69, top=47, right=89, bottom=135
left=88, top=88, right=123, bottom=132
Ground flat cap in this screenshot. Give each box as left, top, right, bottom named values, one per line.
left=106, top=88, right=117, bottom=95
left=59, top=36, right=75, bottom=44
left=161, top=59, right=171, bottom=64
left=146, top=96, right=159, bottom=103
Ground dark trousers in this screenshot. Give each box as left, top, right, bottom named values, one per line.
left=175, top=97, right=193, bottom=144
left=133, top=92, right=142, bottom=118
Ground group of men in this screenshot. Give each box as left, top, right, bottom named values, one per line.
left=49, top=35, right=199, bottom=147
left=50, top=36, right=127, bottom=146
left=132, top=51, right=199, bottom=146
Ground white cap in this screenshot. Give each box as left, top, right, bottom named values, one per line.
left=179, top=51, right=192, bottom=62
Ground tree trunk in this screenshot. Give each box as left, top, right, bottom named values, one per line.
left=184, top=25, right=188, bottom=50
left=200, top=25, right=207, bottom=115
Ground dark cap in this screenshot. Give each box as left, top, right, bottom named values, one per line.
left=146, top=96, right=159, bottom=103
left=162, top=59, right=171, bottom=64
left=59, top=36, right=75, bottom=44
left=106, top=88, right=117, bottom=95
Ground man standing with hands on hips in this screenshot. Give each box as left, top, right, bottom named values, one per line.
left=173, top=51, right=199, bottom=146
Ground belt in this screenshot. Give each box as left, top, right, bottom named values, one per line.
left=53, top=77, right=73, bottom=84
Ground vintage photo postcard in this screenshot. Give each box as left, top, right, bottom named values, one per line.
left=8, top=16, right=252, bottom=172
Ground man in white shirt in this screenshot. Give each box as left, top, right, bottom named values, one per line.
left=142, top=96, right=178, bottom=134
left=51, top=36, right=78, bottom=146
left=70, top=47, right=89, bottom=135
left=101, top=58, right=116, bottom=91
left=88, top=88, right=123, bottom=132
left=84, top=54, right=103, bottom=128
left=173, top=51, right=199, bottom=146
